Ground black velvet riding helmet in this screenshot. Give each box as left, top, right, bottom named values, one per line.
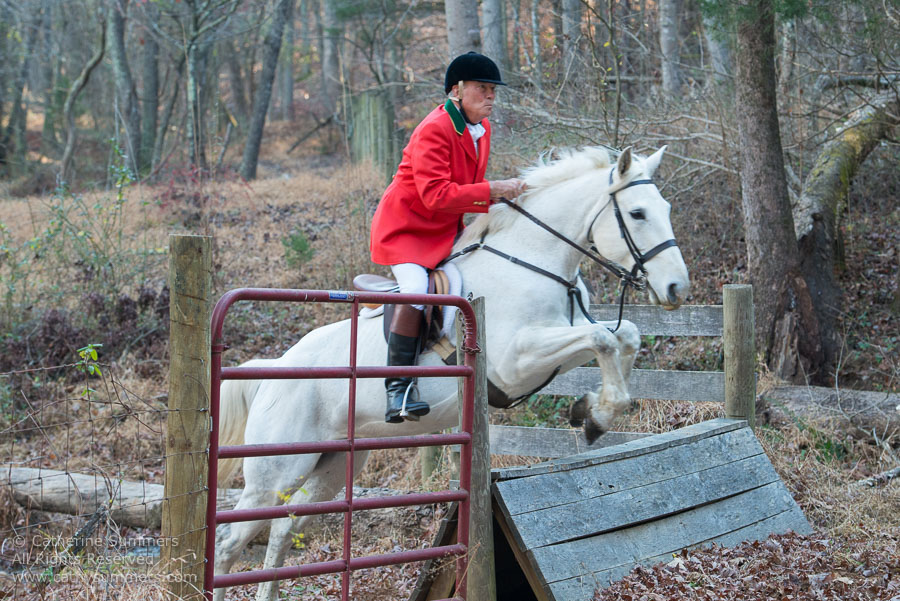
left=444, top=52, right=506, bottom=94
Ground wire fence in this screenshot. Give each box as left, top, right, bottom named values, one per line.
left=0, top=360, right=204, bottom=600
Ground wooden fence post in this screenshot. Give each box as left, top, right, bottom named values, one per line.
left=162, top=234, right=212, bottom=598
left=457, top=297, right=496, bottom=600
left=723, top=284, right=756, bottom=427
left=419, top=443, right=442, bottom=484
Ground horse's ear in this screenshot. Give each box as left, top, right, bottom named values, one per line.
left=616, top=146, right=632, bottom=178
left=644, top=145, right=667, bottom=178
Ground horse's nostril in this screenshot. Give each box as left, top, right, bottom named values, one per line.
left=667, top=283, right=679, bottom=305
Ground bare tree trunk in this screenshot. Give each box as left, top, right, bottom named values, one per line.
left=61, top=20, right=107, bottom=183
left=734, top=0, right=823, bottom=382
left=659, top=0, right=682, bottom=96
left=298, top=0, right=312, bottom=78
left=277, top=0, right=296, bottom=121
left=140, top=10, right=159, bottom=171
left=530, top=0, right=543, bottom=91
left=108, top=0, right=142, bottom=173
left=224, top=39, right=250, bottom=127
left=561, top=0, right=582, bottom=76
left=510, top=0, right=521, bottom=75
left=321, top=0, right=343, bottom=115
left=702, top=13, right=731, bottom=86
left=39, top=0, right=59, bottom=155
left=482, top=0, right=506, bottom=71
left=445, top=0, right=481, bottom=58
left=794, top=94, right=900, bottom=369
left=153, top=55, right=185, bottom=169
left=777, top=18, right=795, bottom=96
left=1, top=13, right=38, bottom=171
left=186, top=42, right=208, bottom=168
left=0, top=17, right=9, bottom=143
left=241, top=0, right=293, bottom=180
left=482, top=0, right=506, bottom=123
left=0, top=5, right=9, bottom=132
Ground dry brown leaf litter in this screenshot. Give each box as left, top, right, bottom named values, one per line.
left=593, top=531, right=899, bottom=601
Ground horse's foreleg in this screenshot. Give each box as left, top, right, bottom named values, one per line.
left=255, top=450, right=370, bottom=601
left=603, top=319, right=640, bottom=385
left=495, top=324, right=630, bottom=439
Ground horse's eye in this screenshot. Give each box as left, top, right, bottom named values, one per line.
left=629, top=209, right=646, bottom=220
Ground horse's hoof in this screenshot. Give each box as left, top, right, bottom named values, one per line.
left=583, top=417, right=606, bottom=445
left=569, top=395, right=589, bottom=427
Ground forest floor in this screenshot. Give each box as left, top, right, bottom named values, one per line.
left=0, top=117, right=897, bottom=600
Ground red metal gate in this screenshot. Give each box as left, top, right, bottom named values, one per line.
left=204, top=288, right=478, bottom=601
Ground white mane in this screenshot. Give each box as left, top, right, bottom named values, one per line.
left=455, top=146, right=615, bottom=249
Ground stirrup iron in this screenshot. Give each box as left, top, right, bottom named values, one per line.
left=398, top=382, right=420, bottom=421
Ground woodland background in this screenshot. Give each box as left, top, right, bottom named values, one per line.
left=0, top=0, right=897, bottom=599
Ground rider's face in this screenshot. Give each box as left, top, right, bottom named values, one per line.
left=455, top=81, right=496, bottom=123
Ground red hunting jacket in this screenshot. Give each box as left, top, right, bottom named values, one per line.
left=370, top=99, right=492, bottom=269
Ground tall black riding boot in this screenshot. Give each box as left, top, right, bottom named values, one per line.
left=384, top=305, right=430, bottom=423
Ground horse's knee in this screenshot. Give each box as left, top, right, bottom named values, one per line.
left=590, top=328, right=617, bottom=355
left=616, top=320, right=640, bottom=354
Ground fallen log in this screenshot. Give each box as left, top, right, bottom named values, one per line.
left=2, top=467, right=429, bottom=544
left=854, top=465, right=900, bottom=488
left=762, top=385, right=900, bottom=436
left=3, top=467, right=236, bottom=530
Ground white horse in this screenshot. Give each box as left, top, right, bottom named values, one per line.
left=213, top=146, right=689, bottom=601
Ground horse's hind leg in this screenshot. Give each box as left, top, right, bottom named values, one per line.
left=255, top=450, right=370, bottom=601
left=212, top=487, right=279, bottom=601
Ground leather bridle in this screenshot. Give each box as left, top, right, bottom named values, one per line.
left=591, top=169, right=679, bottom=286
left=441, top=167, right=680, bottom=329
left=439, top=166, right=681, bottom=408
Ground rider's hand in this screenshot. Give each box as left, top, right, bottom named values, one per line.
left=489, top=178, right=527, bottom=201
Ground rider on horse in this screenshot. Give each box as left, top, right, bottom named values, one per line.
left=370, top=52, right=527, bottom=424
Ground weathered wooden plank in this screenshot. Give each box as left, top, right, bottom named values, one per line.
left=488, top=425, right=651, bottom=459
left=458, top=297, right=496, bottom=600
left=492, top=418, right=746, bottom=481
left=495, top=427, right=762, bottom=517
left=531, top=481, right=803, bottom=584
left=590, top=304, right=723, bottom=336
left=409, top=503, right=458, bottom=601
left=541, top=368, right=725, bottom=403
left=508, top=453, right=778, bottom=551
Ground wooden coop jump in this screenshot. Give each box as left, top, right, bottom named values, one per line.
left=412, top=285, right=811, bottom=601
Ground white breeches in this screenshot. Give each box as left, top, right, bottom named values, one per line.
left=390, top=262, right=461, bottom=337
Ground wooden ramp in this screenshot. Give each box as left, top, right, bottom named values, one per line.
left=490, top=418, right=811, bottom=601
left=411, top=418, right=811, bottom=601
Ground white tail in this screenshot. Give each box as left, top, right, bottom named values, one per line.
left=216, top=358, right=276, bottom=485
